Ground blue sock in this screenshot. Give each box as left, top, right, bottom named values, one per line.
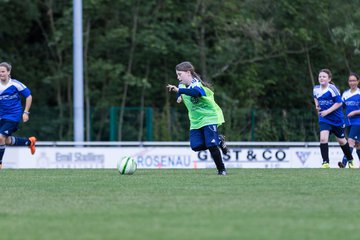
left=11, top=137, right=30, bottom=146
left=0, top=144, right=5, bottom=163
left=342, top=147, right=353, bottom=166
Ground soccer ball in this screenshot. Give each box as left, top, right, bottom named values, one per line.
left=117, top=156, right=137, bottom=175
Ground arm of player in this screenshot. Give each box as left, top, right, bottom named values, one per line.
left=319, top=102, right=342, bottom=117
left=313, top=98, right=321, bottom=112
left=166, top=84, right=178, bottom=92
left=167, top=84, right=182, bottom=104
left=178, top=88, right=202, bottom=97
left=23, top=95, right=32, bottom=123
left=176, top=96, right=182, bottom=103
left=348, top=109, right=360, bottom=117
left=167, top=84, right=202, bottom=97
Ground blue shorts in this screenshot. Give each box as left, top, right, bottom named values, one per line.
left=319, top=122, right=345, bottom=138
left=0, top=119, right=19, bottom=137
left=189, top=124, right=220, bottom=151
left=347, top=125, right=360, bottom=142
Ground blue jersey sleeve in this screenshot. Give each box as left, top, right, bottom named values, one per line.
left=20, top=88, right=31, bottom=98
left=334, top=94, right=342, bottom=103
left=178, top=88, right=203, bottom=97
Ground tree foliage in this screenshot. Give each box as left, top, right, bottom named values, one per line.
left=1, top=0, right=360, bottom=141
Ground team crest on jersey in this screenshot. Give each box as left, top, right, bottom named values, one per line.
left=191, top=96, right=199, bottom=104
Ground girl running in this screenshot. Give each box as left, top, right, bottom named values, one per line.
left=339, top=72, right=360, bottom=168
left=167, top=61, right=228, bottom=175
left=313, top=69, right=354, bottom=168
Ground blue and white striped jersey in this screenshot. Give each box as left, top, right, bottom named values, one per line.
left=313, top=84, right=344, bottom=126
left=342, top=88, right=360, bottom=126
left=0, top=79, right=31, bottom=122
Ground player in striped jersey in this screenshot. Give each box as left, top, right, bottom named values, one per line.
left=313, top=69, right=354, bottom=168
left=167, top=61, right=228, bottom=175
left=0, top=62, right=37, bottom=169
left=338, top=73, right=360, bottom=168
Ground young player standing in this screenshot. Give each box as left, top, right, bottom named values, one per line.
left=338, top=73, right=360, bottom=168
left=313, top=69, right=354, bottom=168
left=0, top=62, right=37, bottom=169
left=167, top=61, right=228, bottom=175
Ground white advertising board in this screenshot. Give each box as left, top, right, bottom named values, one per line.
left=2, top=146, right=358, bottom=169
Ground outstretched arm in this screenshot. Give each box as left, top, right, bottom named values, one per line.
left=167, top=84, right=179, bottom=92
left=167, top=84, right=182, bottom=103
left=166, top=84, right=202, bottom=97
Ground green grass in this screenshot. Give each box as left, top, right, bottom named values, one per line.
left=0, top=169, right=359, bottom=240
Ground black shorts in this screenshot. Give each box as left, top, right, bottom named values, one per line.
left=319, top=122, right=345, bottom=138
left=0, top=119, right=19, bottom=137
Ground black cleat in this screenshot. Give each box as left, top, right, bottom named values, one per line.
left=219, top=135, right=229, bottom=155
left=338, top=161, right=345, bottom=168
left=218, top=170, right=227, bottom=176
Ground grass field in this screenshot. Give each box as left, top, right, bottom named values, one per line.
left=0, top=168, right=359, bottom=240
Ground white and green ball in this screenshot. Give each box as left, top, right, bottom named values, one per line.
left=117, top=156, right=137, bottom=175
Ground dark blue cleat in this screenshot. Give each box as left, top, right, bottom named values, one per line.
left=219, top=135, right=229, bottom=155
